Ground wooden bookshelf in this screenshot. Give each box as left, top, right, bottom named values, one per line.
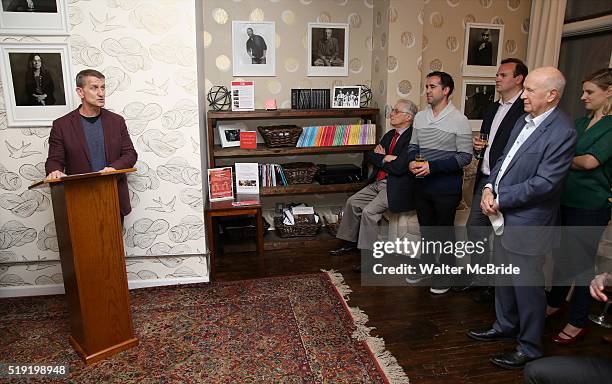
left=213, top=144, right=375, bottom=158
left=260, top=182, right=367, bottom=196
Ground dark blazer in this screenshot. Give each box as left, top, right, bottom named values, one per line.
left=365, top=127, right=415, bottom=213
left=488, top=108, right=577, bottom=256
left=45, top=107, right=138, bottom=216
left=474, top=95, right=525, bottom=192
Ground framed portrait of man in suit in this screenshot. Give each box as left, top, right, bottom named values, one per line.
left=461, top=79, right=496, bottom=131
left=0, top=42, right=74, bottom=127
left=462, top=23, right=503, bottom=77
left=0, top=0, right=68, bottom=35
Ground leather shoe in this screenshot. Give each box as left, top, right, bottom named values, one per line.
left=490, top=350, right=536, bottom=370
left=472, top=286, right=495, bottom=303
left=467, top=328, right=515, bottom=342
left=329, top=243, right=357, bottom=256
left=552, top=327, right=589, bottom=345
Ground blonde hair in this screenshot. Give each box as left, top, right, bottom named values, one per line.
left=583, top=68, right=612, bottom=116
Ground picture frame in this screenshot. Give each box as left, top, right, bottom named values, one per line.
left=0, top=0, right=68, bottom=35
left=218, top=123, right=247, bottom=148
left=308, top=22, right=349, bottom=77
left=232, top=20, right=275, bottom=77
left=332, top=86, right=361, bottom=108
left=462, top=23, right=504, bottom=77
left=0, top=42, right=74, bottom=127
left=461, top=79, right=497, bottom=131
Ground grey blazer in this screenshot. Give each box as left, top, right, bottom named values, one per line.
left=487, top=108, right=577, bottom=255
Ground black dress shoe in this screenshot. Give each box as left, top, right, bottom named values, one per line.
left=472, top=286, right=495, bottom=303
left=490, top=350, right=536, bottom=370
left=467, top=328, right=515, bottom=342
left=329, top=243, right=357, bottom=256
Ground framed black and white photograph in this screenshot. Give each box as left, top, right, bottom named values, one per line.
left=0, top=0, right=68, bottom=35
left=218, top=124, right=247, bottom=148
left=0, top=43, right=74, bottom=127
left=332, top=86, right=360, bottom=108
left=461, top=80, right=496, bottom=131
left=232, top=20, right=275, bottom=77
left=462, top=23, right=504, bottom=77
left=308, top=22, right=349, bottom=77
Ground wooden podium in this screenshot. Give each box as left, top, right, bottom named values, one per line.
left=30, top=169, right=138, bottom=364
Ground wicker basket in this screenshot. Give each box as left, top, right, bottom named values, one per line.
left=257, top=125, right=302, bottom=148
left=282, top=162, right=318, bottom=184
left=274, top=215, right=321, bottom=238
left=323, top=217, right=339, bottom=237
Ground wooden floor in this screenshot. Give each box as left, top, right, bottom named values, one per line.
left=215, top=238, right=612, bottom=384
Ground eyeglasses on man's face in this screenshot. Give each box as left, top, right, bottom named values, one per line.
left=391, top=108, right=410, bottom=114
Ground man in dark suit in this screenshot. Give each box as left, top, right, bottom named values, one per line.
left=45, top=69, right=138, bottom=217
left=460, top=58, right=528, bottom=301
left=331, top=99, right=417, bottom=257
left=467, top=67, right=577, bottom=369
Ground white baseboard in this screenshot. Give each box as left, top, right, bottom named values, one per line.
left=0, top=276, right=210, bottom=298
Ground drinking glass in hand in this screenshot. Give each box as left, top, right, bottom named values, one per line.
left=474, top=132, right=489, bottom=160
left=415, top=154, right=426, bottom=179
left=589, top=287, right=612, bottom=328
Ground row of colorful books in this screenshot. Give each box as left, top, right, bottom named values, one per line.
left=296, top=124, right=376, bottom=147
left=259, top=163, right=288, bottom=187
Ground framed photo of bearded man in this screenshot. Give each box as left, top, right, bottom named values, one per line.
left=232, top=20, right=275, bottom=77
left=308, top=22, right=349, bottom=77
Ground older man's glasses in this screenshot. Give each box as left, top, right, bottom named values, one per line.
left=391, top=108, right=410, bottom=114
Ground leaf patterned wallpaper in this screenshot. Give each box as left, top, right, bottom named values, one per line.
left=0, top=0, right=208, bottom=295
left=1, top=0, right=534, bottom=296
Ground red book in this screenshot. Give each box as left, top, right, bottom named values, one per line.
left=240, top=131, right=257, bottom=149
left=208, top=167, right=233, bottom=201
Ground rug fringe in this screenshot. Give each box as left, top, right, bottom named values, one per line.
left=323, top=269, right=410, bottom=384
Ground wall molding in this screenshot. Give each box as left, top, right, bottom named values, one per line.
left=0, top=276, right=210, bottom=298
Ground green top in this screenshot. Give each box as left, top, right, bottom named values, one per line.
left=561, top=115, right=611, bottom=209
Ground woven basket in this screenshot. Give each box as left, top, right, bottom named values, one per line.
left=323, top=217, right=339, bottom=237
left=274, top=215, right=321, bottom=238
left=282, top=162, right=318, bottom=184
left=257, top=125, right=302, bottom=148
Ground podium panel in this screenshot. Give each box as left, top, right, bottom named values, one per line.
left=32, top=169, right=138, bottom=364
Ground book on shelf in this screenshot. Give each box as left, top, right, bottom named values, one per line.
left=235, top=163, right=259, bottom=194
left=259, top=164, right=288, bottom=187
left=239, top=131, right=257, bottom=149
left=208, top=167, right=234, bottom=202
left=290, top=88, right=331, bottom=109
left=296, top=124, right=376, bottom=147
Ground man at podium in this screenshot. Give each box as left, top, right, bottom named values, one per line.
left=45, top=69, right=138, bottom=217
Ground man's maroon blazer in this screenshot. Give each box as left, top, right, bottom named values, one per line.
left=45, top=107, right=138, bottom=216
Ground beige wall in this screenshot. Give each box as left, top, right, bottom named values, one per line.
left=420, top=0, right=531, bottom=107
left=202, top=0, right=375, bottom=110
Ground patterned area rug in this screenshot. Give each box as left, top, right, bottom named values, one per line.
left=2, top=271, right=408, bottom=383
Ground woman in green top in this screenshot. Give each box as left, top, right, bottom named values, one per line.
left=546, top=68, right=612, bottom=345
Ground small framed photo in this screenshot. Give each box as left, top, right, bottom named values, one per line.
left=0, top=43, right=74, bottom=127
left=0, top=0, right=68, bottom=35
left=332, top=86, right=361, bottom=108
left=462, top=23, right=504, bottom=77
left=308, top=22, right=349, bottom=77
left=232, top=20, right=275, bottom=77
left=461, top=80, right=496, bottom=131
left=218, top=123, right=247, bottom=148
